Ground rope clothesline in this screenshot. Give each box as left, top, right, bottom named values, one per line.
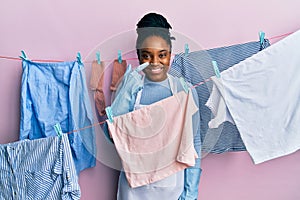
left=267, top=31, right=294, bottom=40
left=64, top=76, right=214, bottom=135
left=1, top=30, right=295, bottom=135
left=62, top=30, right=297, bottom=135
left=0, top=31, right=294, bottom=64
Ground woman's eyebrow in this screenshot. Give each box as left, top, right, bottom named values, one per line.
left=140, top=49, right=169, bottom=54
left=141, top=50, right=151, bottom=53
left=159, top=50, right=168, bottom=53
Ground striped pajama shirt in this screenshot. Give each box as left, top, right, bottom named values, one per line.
left=0, top=134, right=80, bottom=200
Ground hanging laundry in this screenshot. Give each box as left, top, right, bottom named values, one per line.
left=110, top=59, right=127, bottom=92
left=107, top=89, right=198, bottom=188
left=19, top=59, right=96, bottom=174
left=108, top=63, right=148, bottom=117
left=205, top=81, right=235, bottom=128
left=90, top=60, right=105, bottom=90
left=105, top=72, right=201, bottom=199
left=0, top=134, right=80, bottom=200
left=169, top=39, right=270, bottom=154
left=92, top=60, right=107, bottom=116
left=206, top=29, right=300, bottom=164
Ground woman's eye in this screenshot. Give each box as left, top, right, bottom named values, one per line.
left=159, top=53, right=167, bottom=58
left=142, top=54, right=150, bottom=59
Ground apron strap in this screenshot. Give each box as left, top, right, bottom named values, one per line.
left=134, top=75, right=177, bottom=110
left=168, top=74, right=177, bottom=94
left=133, top=76, right=144, bottom=110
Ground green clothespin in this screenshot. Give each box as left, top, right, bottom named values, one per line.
left=212, top=61, right=221, bottom=78
left=184, top=43, right=189, bottom=56
left=96, top=51, right=101, bottom=64
left=259, top=31, right=265, bottom=45
left=19, top=50, right=29, bottom=61
left=118, top=50, right=122, bottom=64
left=77, top=52, right=82, bottom=65
left=54, top=123, right=63, bottom=137
left=105, top=106, right=114, bottom=123
left=179, top=77, right=189, bottom=93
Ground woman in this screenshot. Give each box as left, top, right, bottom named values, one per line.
left=109, top=13, right=202, bottom=200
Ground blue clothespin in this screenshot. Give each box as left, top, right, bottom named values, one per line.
left=118, top=50, right=122, bottom=64
left=53, top=123, right=63, bottom=137
left=77, top=52, right=82, bottom=65
left=212, top=61, right=221, bottom=78
left=184, top=44, right=189, bottom=56
left=96, top=51, right=101, bottom=64
left=105, top=106, right=114, bottom=123
left=259, top=31, right=265, bottom=45
left=19, top=50, right=29, bottom=61
left=179, top=77, right=189, bottom=93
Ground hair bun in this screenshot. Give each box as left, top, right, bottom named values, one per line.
left=136, top=13, right=172, bottom=29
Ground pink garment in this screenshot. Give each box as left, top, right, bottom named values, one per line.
left=93, top=61, right=106, bottom=116
left=110, top=59, right=127, bottom=92
left=107, top=90, right=198, bottom=188
left=90, top=60, right=105, bottom=91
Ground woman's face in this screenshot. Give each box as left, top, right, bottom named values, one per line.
left=139, top=36, right=171, bottom=82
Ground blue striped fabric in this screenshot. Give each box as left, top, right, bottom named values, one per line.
left=169, top=40, right=270, bottom=154
left=20, top=59, right=96, bottom=174
left=0, top=134, right=80, bottom=200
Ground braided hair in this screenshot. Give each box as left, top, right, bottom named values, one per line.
left=136, top=13, right=175, bottom=59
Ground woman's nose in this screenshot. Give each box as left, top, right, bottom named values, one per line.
left=150, top=56, right=159, bottom=65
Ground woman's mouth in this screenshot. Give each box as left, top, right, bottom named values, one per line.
left=150, top=67, right=163, bottom=74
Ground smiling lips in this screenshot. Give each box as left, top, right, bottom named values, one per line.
left=149, top=67, right=164, bottom=74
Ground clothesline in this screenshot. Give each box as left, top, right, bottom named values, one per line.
left=65, top=76, right=214, bottom=135
left=0, top=31, right=294, bottom=64
left=3, top=30, right=295, bottom=136
left=63, top=31, right=295, bottom=135
left=267, top=31, right=294, bottom=40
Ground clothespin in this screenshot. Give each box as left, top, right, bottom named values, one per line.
left=96, top=51, right=101, bottom=64
left=118, top=50, right=122, bottom=64
left=259, top=31, right=265, bottom=45
left=19, top=50, right=29, bottom=61
left=77, top=52, right=83, bottom=65
left=53, top=123, right=63, bottom=137
left=179, top=77, right=189, bottom=93
left=184, top=43, right=189, bottom=56
left=212, top=61, right=221, bottom=78
left=105, top=106, right=114, bottom=123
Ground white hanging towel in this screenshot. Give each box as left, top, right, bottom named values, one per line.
left=206, top=29, right=300, bottom=164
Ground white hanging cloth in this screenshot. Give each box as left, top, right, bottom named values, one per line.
left=206, top=29, right=300, bottom=164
